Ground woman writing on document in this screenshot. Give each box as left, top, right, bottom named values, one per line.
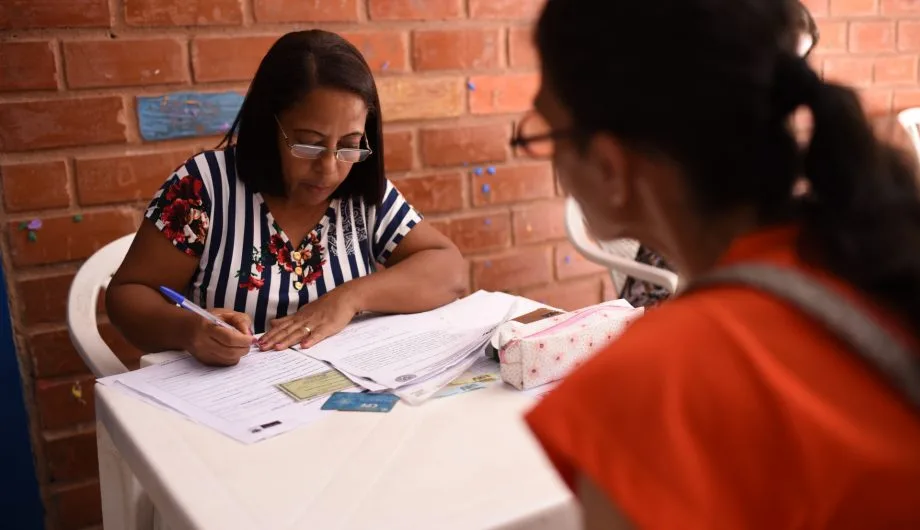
left=107, top=31, right=465, bottom=366
left=521, top=0, right=920, bottom=528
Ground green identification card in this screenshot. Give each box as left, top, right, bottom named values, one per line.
left=277, top=370, right=354, bottom=402
left=448, top=373, right=498, bottom=387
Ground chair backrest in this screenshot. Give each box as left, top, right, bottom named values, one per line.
left=563, top=197, right=680, bottom=294
left=897, top=108, right=920, bottom=165
left=67, top=234, right=135, bottom=378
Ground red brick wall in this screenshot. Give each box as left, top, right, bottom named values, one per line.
left=0, top=0, right=916, bottom=528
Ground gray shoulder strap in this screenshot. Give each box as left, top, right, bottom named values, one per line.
left=687, top=264, right=920, bottom=411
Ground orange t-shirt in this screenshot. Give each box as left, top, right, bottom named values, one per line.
left=525, top=226, right=920, bottom=529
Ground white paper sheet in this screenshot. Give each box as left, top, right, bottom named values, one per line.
left=99, top=346, right=354, bottom=443
left=301, top=291, right=521, bottom=390
left=392, top=348, right=484, bottom=405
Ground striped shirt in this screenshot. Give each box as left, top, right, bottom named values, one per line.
left=146, top=148, right=421, bottom=333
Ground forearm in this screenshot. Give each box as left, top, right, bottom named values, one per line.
left=106, top=283, right=201, bottom=353
left=338, top=248, right=466, bottom=315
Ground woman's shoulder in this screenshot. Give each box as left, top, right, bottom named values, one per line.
left=173, top=148, right=235, bottom=180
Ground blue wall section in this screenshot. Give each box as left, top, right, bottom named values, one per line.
left=137, top=91, right=245, bottom=141
left=0, top=265, right=44, bottom=529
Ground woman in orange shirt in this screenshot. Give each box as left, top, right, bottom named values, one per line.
left=518, top=0, right=920, bottom=528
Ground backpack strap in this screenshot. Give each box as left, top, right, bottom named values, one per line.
left=685, top=264, right=920, bottom=411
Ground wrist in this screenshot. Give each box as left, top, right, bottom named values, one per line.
left=174, top=309, right=203, bottom=351
left=334, top=279, right=368, bottom=315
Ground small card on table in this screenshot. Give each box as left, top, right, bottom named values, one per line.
left=321, top=391, right=400, bottom=413
left=277, top=370, right=354, bottom=402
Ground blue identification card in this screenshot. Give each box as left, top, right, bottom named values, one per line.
left=321, top=391, right=400, bottom=413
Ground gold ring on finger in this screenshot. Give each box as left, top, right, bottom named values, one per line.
left=303, top=326, right=312, bottom=335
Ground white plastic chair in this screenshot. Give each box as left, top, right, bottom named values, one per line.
left=897, top=108, right=920, bottom=165
left=564, top=197, right=680, bottom=295
left=68, top=234, right=135, bottom=378
left=67, top=234, right=175, bottom=530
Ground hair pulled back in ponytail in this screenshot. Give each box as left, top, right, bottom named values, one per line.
left=797, top=65, right=920, bottom=328
left=536, top=0, right=920, bottom=331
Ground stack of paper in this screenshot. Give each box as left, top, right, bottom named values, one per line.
left=97, top=291, right=532, bottom=443
left=298, top=291, right=524, bottom=404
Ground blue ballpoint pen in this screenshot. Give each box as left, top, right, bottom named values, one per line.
left=159, top=286, right=237, bottom=331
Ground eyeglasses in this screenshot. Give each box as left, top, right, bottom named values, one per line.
left=275, top=116, right=373, bottom=163
left=510, top=111, right=573, bottom=159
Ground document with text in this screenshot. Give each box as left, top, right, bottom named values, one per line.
left=300, top=291, right=521, bottom=392
left=98, top=346, right=356, bottom=443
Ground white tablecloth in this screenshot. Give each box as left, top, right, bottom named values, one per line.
left=95, top=365, right=579, bottom=529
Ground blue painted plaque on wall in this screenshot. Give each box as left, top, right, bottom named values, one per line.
left=136, top=91, right=244, bottom=141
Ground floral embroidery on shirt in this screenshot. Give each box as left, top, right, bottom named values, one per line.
left=156, top=175, right=210, bottom=257
left=236, top=224, right=327, bottom=292
left=236, top=246, right=266, bottom=291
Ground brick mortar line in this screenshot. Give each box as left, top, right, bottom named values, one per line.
left=1, top=197, right=142, bottom=220
left=41, top=421, right=96, bottom=442
left=47, top=475, right=99, bottom=495
left=110, top=0, right=123, bottom=30
left=0, top=114, right=523, bottom=161
left=0, top=19, right=536, bottom=40
left=241, top=0, right=255, bottom=26
left=29, top=369, right=96, bottom=386
left=7, top=263, right=81, bottom=283
left=0, top=137, right=204, bottom=166
left=50, top=38, right=66, bottom=92
left=65, top=157, right=78, bottom=210
left=0, top=69, right=539, bottom=104
left=0, top=80, right=250, bottom=103
left=120, top=92, right=142, bottom=144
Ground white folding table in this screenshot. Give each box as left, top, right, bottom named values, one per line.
left=95, top=363, right=579, bottom=529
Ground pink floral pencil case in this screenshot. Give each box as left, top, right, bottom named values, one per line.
left=496, top=300, right=645, bottom=390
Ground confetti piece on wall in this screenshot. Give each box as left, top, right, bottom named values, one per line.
left=564, top=255, right=572, bottom=264
left=72, top=214, right=83, bottom=223
left=487, top=166, right=496, bottom=175
left=473, top=167, right=484, bottom=176
left=27, top=231, right=37, bottom=242
left=71, top=382, right=86, bottom=405
left=466, top=81, right=476, bottom=91
left=382, top=61, right=390, bottom=70
left=484, top=261, right=492, bottom=268
left=18, top=222, right=27, bottom=230
left=481, top=184, right=491, bottom=193
left=484, top=218, right=492, bottom=226
left=27, top=219, right=42, bottom=230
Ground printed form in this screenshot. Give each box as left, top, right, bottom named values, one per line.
left=98, top=345, right=353, bottom=444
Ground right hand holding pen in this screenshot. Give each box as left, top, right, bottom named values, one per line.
left=187, top=309, right=253, bottom=366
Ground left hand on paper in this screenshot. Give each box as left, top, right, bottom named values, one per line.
left=259, top=288, right=359, bottom=351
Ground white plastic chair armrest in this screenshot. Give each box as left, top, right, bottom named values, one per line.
left=564, top=197, right=680, bottom=293
left=67, top=234, right=134, bottom=378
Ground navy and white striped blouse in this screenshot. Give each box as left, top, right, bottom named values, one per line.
left=145, top=148, right=422, bottom=333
